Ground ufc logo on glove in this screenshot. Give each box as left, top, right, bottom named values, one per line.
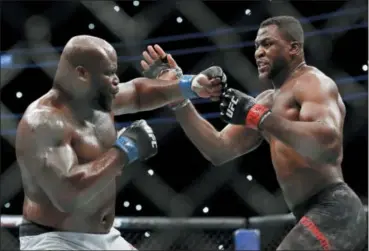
left=148, top=132, right=158, bottom=148
left=226, top=96, right=239, bottom=118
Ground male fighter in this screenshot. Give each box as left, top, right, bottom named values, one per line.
left=15, top=35, right=224, bottom=250
left=141, top=16, right=367, bottom=250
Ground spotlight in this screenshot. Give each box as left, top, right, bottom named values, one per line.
left=245, top=9, right=252, bottom=16
left=218, top=244, right=224, bottom=250
left=246, top=175, right=253, bottom=181
left=123, top=201, right=130, bottom=207
left=133, top=1, right=140, bottom=7
left=88, top=23, right=95, bottom=30
left=176, top=17, right=183, bottom=23
left=202, top=206, right=209, bottom=214
left=362, top=64, right=368, bottom=72
left=16, top=92, right=23, bottom=98
left=147, top=169, right=154, bottom=176
left=4, top=203, right=10, bottom=208
left=144, top=232, right=150, bottom=237
left=136, top=204, right=142, bottom=211
left=114, top=5, right=120, bottom=12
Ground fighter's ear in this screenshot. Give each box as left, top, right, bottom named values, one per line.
left=75, top=66, right=89, bottom=82
left=290, top=41, right=302, bottom=56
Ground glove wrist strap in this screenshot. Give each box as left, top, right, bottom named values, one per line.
left=114, top=136, right=139, bottom=164
left=245, top=104, right=271, bottom=130
left=169, top=99, right=191, bottom=111
left=178, top=75, right=198, bottom=99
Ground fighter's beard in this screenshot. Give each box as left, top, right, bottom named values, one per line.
left=271, top=61, right=306, bottom=87
left=270, top=67, right=290, bottom=87
left=93, top=92, right=112, bottom=112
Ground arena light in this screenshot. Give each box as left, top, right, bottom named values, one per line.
left=88, top=23, right=95, bottom=30
left=147, top=169, right=154, bottom=176
left=3, top=22, right=366, bottom=70
left=0, top=54, right=13, bottom=67
left=202, top=206, right=209, bottom=214
left=3, top=7, right=364, bottom=57
left=136, top=204, right=142, bottom=211
left=4, top=203, right=10, bottom=208
left=362, top=64, right=368, bottom=72
left=144, top=231, right=150, bottom=238
left=245, top=9, right=252, bottom=16
left=218, top=244, right=224, bottom=250
left=176, top=17, right=183, bottom=23
left=114, top=5, right=120, bottom=12
left=133, top=0, right=139, bottom=7
left=123, top=201, right=130, bottom=207
left=246, top=175, right=253, bottom=181
left=16, top=92, right=23, bottom=99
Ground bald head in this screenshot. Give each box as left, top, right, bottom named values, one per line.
left=61, top=35, right=115, bottom=71
left=54, top=35, right=119, bottom=107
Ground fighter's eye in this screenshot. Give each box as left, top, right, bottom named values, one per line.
left=106, top=71, right=116, bottom=76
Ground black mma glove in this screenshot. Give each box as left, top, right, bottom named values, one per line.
left=220, top=88, right=271, bottom=130
left=199, top=66, right=227, bottom=83
left=142, top=55, right=183, bottom=79
left=114, top=120, right=158, bottom=165
left=176, top=66, right=227, bottom=99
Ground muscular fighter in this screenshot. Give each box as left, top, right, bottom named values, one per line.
left=15, top=35, right=224, bottom=250
left=141, top=16, right=367, bottom=250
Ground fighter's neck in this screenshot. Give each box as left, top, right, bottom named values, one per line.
left=272, top=59, right=306, bottom=88
left=51, top=87, right=97, bottom=120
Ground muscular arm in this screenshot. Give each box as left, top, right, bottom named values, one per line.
left=174, top=103, right=263, bottom=166
left=112, top=78, right=185, bottom=115
left=16, top=109, right=128, bottom=213
left=259, top=75, right=344, bottom=164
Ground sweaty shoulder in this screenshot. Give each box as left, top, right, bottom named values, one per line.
left=293, top=67, right=339, bottom=99
left=17, top=103, right=68, bottom=153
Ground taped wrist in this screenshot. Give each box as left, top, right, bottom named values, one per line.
left=245, top=104, right=271, bottom=130
left=114, top=136, right=139, bottom=164
left=178, top=75, right=198, bottom=99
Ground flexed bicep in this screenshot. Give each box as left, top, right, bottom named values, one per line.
left=16, top=110, right=80, bottom=212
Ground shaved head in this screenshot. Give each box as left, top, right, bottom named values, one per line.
left=54, top=35, right=119, bottom=111
left=61, top=35, right=115, bottom=71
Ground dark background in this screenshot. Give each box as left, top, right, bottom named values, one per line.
left=1, top=0, right=368, bottom=219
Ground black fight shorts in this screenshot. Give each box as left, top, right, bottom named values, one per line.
left=278, top=182, right=367, bottom=250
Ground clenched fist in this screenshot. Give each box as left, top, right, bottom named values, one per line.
left=188, top=66, right=227, bottom=101
left=140, top=44, right=227, bottom=101
left=220, top=88, right=271, bottom=130
left=115, top=120, right=158, bottom=165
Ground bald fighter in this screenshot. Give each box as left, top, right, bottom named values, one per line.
left=15, top=35, right=224, bottom=250
left=141, top=17, right=367, bottom=250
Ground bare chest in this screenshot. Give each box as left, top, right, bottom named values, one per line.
left=70, top=112, right=117, bottom=163
left=271, top=91, right=300, bottom=120
left=266, top=90, right=311, bottom=173
left=261, top=90, right=300, bottom=142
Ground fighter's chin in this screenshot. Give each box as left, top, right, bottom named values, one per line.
left=258, top=71, right=270, bottom=81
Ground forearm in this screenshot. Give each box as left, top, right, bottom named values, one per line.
left=133, top=78, right=190, bottom=112
left=259, top=113, right=339, bottom=162
left=63, top=148, right=127, bottom=212
left=174, top=103, right=229, bottom=165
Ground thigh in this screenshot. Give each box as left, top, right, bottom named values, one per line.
left=277, top=216, right=328, bottom=251
left=278, top=207, right=367, bottom=250
left=20, top=235, right=85, bottom=250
